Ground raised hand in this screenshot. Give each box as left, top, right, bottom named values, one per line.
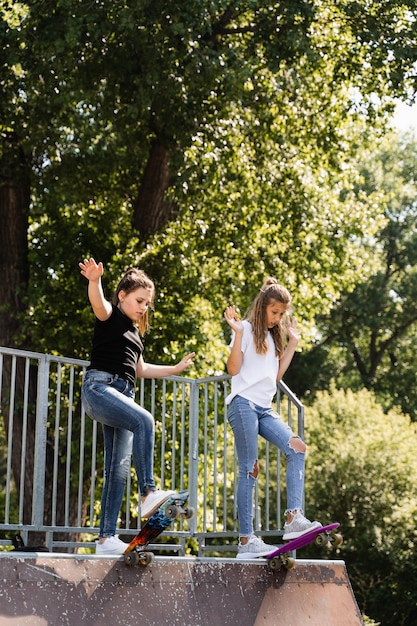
left=79, top=258, right=104, bottom=281
left=287, top=317, right=300, bottom=343
left=175, top=352, right=196, bottom=374
left=224, top=305, right=244, bottom=333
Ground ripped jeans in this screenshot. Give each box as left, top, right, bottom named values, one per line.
left=228, top=395, right=305, bottom=537
left=82, top=369, right=156, bottom=537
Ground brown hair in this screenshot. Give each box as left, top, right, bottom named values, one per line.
left=112, top=268, right=155, bottom=335
left=246, top=277, right=291, bottom=356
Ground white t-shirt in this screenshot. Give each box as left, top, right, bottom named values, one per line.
left=226, top=320, right=279, bottom=407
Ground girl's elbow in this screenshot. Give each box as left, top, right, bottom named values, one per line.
left=227, top=362, right=240, bottom=376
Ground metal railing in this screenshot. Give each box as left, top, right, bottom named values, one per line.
left=0, top=346, right=304, bottom=556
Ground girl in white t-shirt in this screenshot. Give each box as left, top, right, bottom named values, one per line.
left=224, top=277, right=321, bottom=559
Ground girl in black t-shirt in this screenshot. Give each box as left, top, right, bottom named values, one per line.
left=80, top=258, right=194, bottom=555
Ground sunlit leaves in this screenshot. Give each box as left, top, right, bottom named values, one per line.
left=2, top=0, right=417, bottom=374
left=294, top=132, right=417, bottom=417
left=305, top=386, right=417, bottom=625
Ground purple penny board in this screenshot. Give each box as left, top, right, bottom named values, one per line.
left=266, top=522, right=341, bottom=562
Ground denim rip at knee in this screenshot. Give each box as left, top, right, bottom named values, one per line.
left=81, top=369, right=156, bottom=536
left=228, top=395, right=305, bottom=536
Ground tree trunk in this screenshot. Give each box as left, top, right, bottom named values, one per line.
left=0, top=134, right=30, bottom=348
left=0, top=133, right=37, bottom=531
left=132, top=140, right=174, bottom=236
left=0, top=135, right=97, bottom=550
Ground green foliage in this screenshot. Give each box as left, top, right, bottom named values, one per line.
left=127, top=107, right=389, bottom=373
left=290, top=132, right=417, bottom=419
left=1, top=6, right=417, bottom=615
left=304, top=386, right=417, bottom=626
left=3, top=0, right=417, bottom=373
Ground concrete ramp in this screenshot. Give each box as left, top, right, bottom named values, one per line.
left=0, top=554, right=363, bottom=625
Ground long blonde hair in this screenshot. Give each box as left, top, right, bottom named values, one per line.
left=246, top=277, right=291, bottom=356
left=112, top=268, right=155, bottom=335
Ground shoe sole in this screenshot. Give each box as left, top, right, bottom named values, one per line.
left=236, top=549, right=272, bottom=560
left=141, top=492, right=175, bottom=519
left=283, top=523, right=322, bottom=541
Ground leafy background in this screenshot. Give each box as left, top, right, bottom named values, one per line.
left=2, top=2, right=417, bottom=624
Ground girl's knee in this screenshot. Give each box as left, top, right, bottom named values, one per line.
left=249, top=459, right=259, bottom=479
left=289, top=436, right=306, bottom=454
left=240, top=459, right=259, bottom=481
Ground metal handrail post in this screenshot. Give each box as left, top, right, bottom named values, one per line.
left=31, top=355, right=50, bottom=528
left=187, top=379, right=199, bottom=535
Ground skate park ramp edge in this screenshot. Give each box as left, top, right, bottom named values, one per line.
left=0, top=554, right=363, bottom=625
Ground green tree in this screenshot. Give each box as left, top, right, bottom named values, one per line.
left=3, top=0, right=417, bottom=352
left=289, top=132, right=417, bottom=419
left=304, top=386, right=417, bottom=626
left=2, top=0, right=417, bottom=541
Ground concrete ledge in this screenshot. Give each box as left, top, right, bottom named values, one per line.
left=0, top=554, right=363, bottom=625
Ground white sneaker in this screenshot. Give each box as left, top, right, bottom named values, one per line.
left=283, top=510, right=322, bottom=540
left=140, top=489, right=175, bottom=519
left=236, top=534, right=276, bottom=560
left=96, top=535, right=128, bottom=555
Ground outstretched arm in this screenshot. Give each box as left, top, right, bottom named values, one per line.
left=136, top=353, right=195, bottom=379
left=79, top=258, right=112, bottom=321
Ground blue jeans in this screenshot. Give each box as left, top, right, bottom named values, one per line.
left=228, top=395, right=305, bottom=537
left=81, top=369, right=156, bottom=537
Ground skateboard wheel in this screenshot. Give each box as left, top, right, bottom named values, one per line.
left=165, top=504, right=179, bottom=519
left=139, top=551, right=155, bottom=566
left=268, top=556, right=295, bottom=571
left=331, top=533, right=343, bottom=547
left=182, top=507, right=195, bottom=520
left=283, top=557, right=295, bottom=570
left=268, top=558, right=282, bottom=571
left=124, top=551, right=140, bottom=566
left=315, top=533, right=330, bottom=547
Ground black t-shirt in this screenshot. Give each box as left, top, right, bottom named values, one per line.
left=87, top=305, right=144, bottom=385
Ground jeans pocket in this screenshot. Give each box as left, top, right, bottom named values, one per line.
left=81, top=380, right=107, bottom=417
